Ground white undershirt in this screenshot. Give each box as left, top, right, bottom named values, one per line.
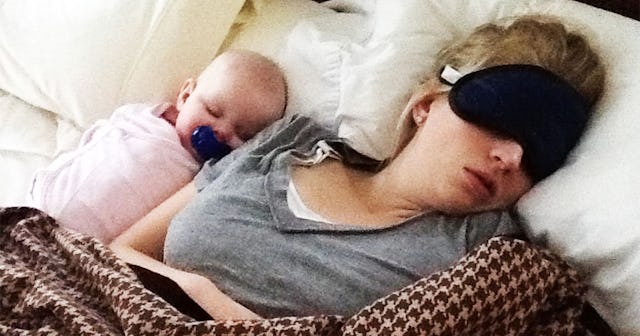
left=286, top=140, right=342, bottom=224
left=287, top=179, right=336, bottom=224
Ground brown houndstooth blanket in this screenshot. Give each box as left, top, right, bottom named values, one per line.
left=1, top=207, right=587, bottom=335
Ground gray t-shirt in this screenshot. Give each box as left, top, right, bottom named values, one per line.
left=164, top=115, right=521, bottom=318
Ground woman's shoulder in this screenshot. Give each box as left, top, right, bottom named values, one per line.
left=242, top=114, right=337, bottom=154
left=263, top=114, right=334, bottom=139
left=463, top=210, right=524, bottom=249
left=195, top=115, right=337, bottom=187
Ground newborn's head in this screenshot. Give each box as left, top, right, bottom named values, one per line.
left=174, top=50, right=287, bottom=156
left=196, top=50, right=287, bottom=146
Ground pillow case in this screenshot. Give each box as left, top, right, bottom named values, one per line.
left=0, top=0, right=244, bottom=130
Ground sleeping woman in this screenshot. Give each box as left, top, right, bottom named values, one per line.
left=110, top=15, right=605, bottom=320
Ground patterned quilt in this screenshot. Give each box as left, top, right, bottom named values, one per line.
left=1, top=207, right=587, bottom=335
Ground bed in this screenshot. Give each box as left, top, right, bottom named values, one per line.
left=1, top=0, right=639, bottom=335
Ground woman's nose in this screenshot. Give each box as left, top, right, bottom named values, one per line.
left=490, top=139, right=524, bottom=170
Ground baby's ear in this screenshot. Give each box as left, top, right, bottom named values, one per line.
left=176, top=78, right=196, bottom=110
left=161, top=105, right=179, bottom=125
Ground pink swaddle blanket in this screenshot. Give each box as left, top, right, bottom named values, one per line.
left=28, top=103, right=200, bottom=242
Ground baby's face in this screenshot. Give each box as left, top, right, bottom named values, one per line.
left=174, top=58, right=284, bottom=155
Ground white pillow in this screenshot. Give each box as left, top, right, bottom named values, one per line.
left=0, top=0, right=244, bottom=129
left=278, top=0, right=640, bottom=334
left=282, top=0, right=543, bottom=159
left=0, top=89, right=59, bottom=206
left=517, top=2, right=640, bottom=335
left=221, top=0, right=336, bottom=60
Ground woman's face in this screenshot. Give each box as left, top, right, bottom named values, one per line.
left=399, top=94, right=533, bottom=214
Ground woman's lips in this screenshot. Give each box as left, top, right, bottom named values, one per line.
left=462, top=167, right=496, bottom=200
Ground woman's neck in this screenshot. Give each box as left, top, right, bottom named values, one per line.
left=355, top=163, right=427, bottom=222
left=292, top=160, right=426, bottom=227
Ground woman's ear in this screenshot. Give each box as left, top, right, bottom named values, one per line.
left=412, top=96, right=432, bottom=126
left=408, top=79, right=441, bottom=126
left=176, top=78, right=196, bottom=110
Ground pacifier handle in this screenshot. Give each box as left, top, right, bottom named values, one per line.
left=190, top=126, right=232, bottom=162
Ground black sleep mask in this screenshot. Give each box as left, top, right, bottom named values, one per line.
left=443, top=64, right=589, bottom=181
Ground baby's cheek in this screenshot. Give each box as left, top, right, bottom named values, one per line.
left=227, top=136, right=245, bottom=149
left=173, top=123, right=195, bottom=150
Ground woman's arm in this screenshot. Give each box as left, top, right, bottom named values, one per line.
left=110, top=243, right=260, bottom=319
left=110, top=182, right=261, bottom=320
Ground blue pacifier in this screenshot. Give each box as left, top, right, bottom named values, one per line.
left=190, top=126, right=232, bottom=162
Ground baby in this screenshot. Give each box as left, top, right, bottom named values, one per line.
left=28, top=50, right=287, bottom=242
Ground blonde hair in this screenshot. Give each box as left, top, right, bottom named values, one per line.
left=392, top=15, right=606, bottom=157
left=436, top=15, right=604, bottom=106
